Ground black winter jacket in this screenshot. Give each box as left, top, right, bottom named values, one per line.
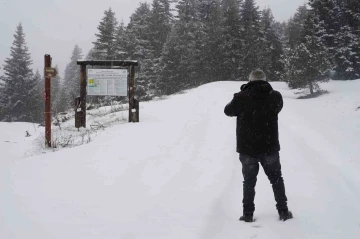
left=224, top=81, right=283, bottom=157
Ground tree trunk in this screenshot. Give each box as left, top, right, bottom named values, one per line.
left=308, top=80, right=314, bottom=94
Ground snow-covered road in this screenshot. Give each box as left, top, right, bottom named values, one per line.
left=1, top=81, right=360, bottom=238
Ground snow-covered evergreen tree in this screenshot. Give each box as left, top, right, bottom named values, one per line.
left=0, top=75, right=5, bottom=120
left=114, top=21, right=128, bottom=59
left=221, top=0, right=243, bottom=81
left=1, top=23, right=42, bottom=122
left=259, top=8, right=285, bottom=81
left=158, top=0, right=202, bottom=94
left=197, top=0, right=223, bottom=82
left=3, top=24, right=33, bottom=82
left=132, top=0, right=174, bottom=99
left=329, top=0, right=360, bottom=80
left=85, top=48, right=96, bottom=60
left=126, top=3, right=152, bottom=61
left=285, top=4, right=308, bottom=50
left=343, top=0, right=360, bottom=31
left=62, top=45, right=83, bottom=110
left=333, top=25, right=360, bottom=80
left=304, top=0, right=360, bottom=80
left=125, top=3, right=154, bottom=99
left=157, top=29, right=181, bottom=95
left=287, top=13, right=330, bottom=94
left=148, top=0, right=173, bottom=59
left=308, top=0, right=339, bottom=51
left=29, top=70, right=44, bottom=123
left=240, top=0, right=263, bottom=79
left=93, top=8, right=118, bottom=60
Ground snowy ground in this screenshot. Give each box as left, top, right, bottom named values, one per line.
left=1, top=80, right=360, bottom=239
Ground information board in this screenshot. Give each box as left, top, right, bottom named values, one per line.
left=87, top=69, right=128, bottom=96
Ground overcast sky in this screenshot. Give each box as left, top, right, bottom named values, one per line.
left=0, top=0, right=307, bottom=78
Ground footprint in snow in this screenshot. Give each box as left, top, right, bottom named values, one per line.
left=251, top=224, right=262, bottom=228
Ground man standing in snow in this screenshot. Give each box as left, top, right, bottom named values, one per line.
left=224, top=69, right=293, bottom=222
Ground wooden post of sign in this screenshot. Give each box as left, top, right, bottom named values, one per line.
left=80, top=64, right=87, bottom=128
left=128, top=65, right=138, bottom=122
left=44, top=55, right=52, bottom=147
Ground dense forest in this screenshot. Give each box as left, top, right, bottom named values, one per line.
left=1, top=0, right=359, bottom=122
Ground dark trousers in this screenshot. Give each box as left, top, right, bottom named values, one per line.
left=240, top=152, right=288, bottom=214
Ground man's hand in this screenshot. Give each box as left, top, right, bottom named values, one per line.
left=241, top=84, right=247, bottom=91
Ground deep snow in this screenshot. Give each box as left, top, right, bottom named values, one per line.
left=1, top=80, right=360, bottom=239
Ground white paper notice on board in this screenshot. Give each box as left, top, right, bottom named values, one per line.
left=87, top=69, right=128, bottom=96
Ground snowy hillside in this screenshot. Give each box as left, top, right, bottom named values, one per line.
left=1, top=80, right=360, bottom=239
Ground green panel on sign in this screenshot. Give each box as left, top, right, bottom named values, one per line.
left=88, top=78, right=95, bottom=87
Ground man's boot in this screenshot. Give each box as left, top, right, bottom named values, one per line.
left=239, top=213, right=254, bottom=222
left=278, top=210, right=293, bottom=221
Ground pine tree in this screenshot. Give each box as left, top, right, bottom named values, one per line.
left=196, top=0, right=224, bottom=82
left=0, top=74, right=6, bottom=120
left=93, top=8, right=118, bottom=60
left=148, top=0, right=173, bottom=59
left=114, top=21, right=128, bottom=59
left=259, top=8, right=285, bottom=81
left=330, top=0, right=360, bottom=80
left=126, top=3, right=152, bottom=61
left=158, top=0, right=202, bottom=94
left=287, top=13, right=330, bottom=94
left=285, top=4, right=308, bottom=50
left=157, top=28, right=181, bottom=95
left=305, top=0, right=360, bottom=80
left=333, top=25, right=360, bottom=80
left=240, top=0, right=263, bottom=79
left=29, top=70, right=44, bottom=123
left=1, top=23, right=43, bottom=122
left=132, top=0, right=174, bottom=99
left=62, top=45, right=83, bottom=109
left=343, top=0, right=360, bottom=31
left=308, top=0, right=340, bottom=70
left=221, top=0, right=243, bottom=81
left=3, top=24, right=33, bottom=82
left=85, top=48, right=98, bottom=61
left=125, top=3, right=154, bottom=99
left=308, top=0, right=338, bottom=46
